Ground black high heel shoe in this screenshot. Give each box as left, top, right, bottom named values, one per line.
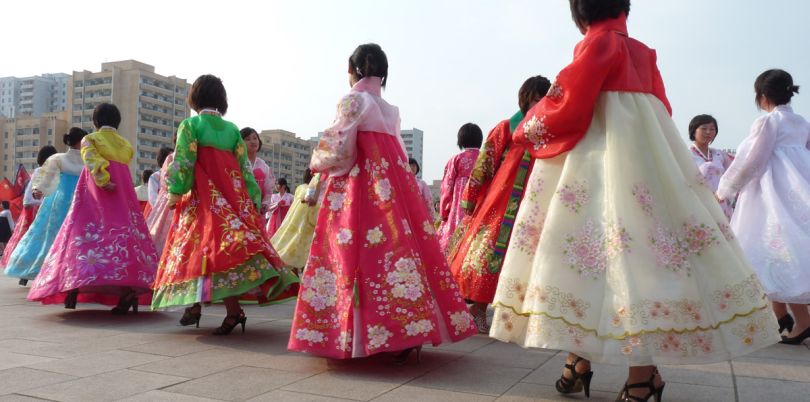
left=111, top=291, right=138, bottom=315
left=64, top=289, right=79, bottom=309
left=616, top=369, right=665, bottom=402
left=556, top=356, right=594, bottom=398
left=18, top=278, right=28, bottom=286
left=779, top=326, right=810, bottom=345
left=394, top=345, right=422, bottom=365
left=179, top=304, right=202, bottom=327
left=213, top=311, right=246, bottom=335
left=777, top=314, right=795, bottom=334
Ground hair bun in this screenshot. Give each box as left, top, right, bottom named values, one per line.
left=62, top=133, right=70, bottom=145
left=790, top=85, right=800, bottom=94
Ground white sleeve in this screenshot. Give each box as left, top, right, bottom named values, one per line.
left=147, top=172, right=161, bottom=206
left=717, top=115, right=779, bottom=200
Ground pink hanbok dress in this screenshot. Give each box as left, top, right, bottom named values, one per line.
left=145, top=153, right=175, bottom=257
left=266, top=192, right=293, bottom=237
left=28, top=128, right=158, bottom=306
left=251, top=157, right=276, bottom=217
left=288, top=77, right=476, bottom=359
left=690, top=145, right=734, bottom=219
left=436, top=148, right=479, bottom=252
left=416, top=178, right=437, bottom=222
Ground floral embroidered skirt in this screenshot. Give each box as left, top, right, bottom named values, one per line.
left=151, top=146, right=299, bottom=310
left=437, top=177, right=470, bottom=253
left=28, top=164, right=157, bottom=306
left=289, top=131, right=477, bottom=359
left=1, top=205, right=39, bottom=268
left=271, top=185, right=319, bottom=269
left=448, top=147, right=533, bottom=303
left=4, top=173, right=78, bottom=280
left=490, top=92, right=780, bottom=365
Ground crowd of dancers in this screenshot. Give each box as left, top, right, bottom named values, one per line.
left=3, top=1, right=810, bottom=401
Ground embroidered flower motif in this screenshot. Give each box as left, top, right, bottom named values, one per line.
left=405, top=319, right=434, bottom=337
left=523, top=115, right=553, bottom=150
left=386, top=257, right=424, bottom=302
left=422, top=220, right=435, bottom=236
left=336, top=228, right=353, bottom=245
left=295, top=328, right=326, bottom=344
left=632, top=183, right=654, bottom=216
left=449, top=310, right=474, bottom=335
left=557, top=181, right=589, bottom=213
left=366, top=225, right=385, bottom=245
left=367, top=324, right=393, bottom=350
left=402, top=219, right=412, bottom=235
left=338, top=94, right=363, bottom=120
left=336, top=330, right=352, bottom=352
left=327, top=192, right=346, bottom=211
left=649, top=219, right=719, bottom=275
left=349, top=165, right=360, bottom=177
left=547, top=81, right=563, bottom=100
left=77, top=249, right=111, bottom=272
left=301, top=267, right=338, bottom=311
left=374, top=178, right=392, bottom=202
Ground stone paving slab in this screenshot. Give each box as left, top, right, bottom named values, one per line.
left=1, top=277, right=809, bottom=401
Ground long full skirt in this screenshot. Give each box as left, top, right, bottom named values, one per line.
left=1, top=205, right=39, bottom=268
left=270, top=185, right=319, bottom=269
left=490, top=92, right=780, bottom=365
left=151, top=146, right=299, bottom=310
left=28, top=163, right=158, bottom=306
left=288, top=131, right=477, bottom=359
left=4, top=173, right=79, bottom=280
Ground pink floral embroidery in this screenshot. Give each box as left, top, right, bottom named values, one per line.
left=546, top=81, right=563, bottom=100
left=563, top=220, right=631, bottom=278
left=632, top=183, right=653, bottom=216
left=556, top=181, right=589, bottom=214
left=523, top=115, right=554, bottom=150
left=649, top=220, right=719, bottom=275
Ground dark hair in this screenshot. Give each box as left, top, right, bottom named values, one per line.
left=188, top=74, right=228, bottom=115
left=1, top=201, right=8, bottom=210
left=92, top=103, right=121, bottom=129
left=141, top=169, right=154, bottom=184
left=240, top=127, right=262, bottom=152
left=688, top=114, right=718, bottom=141
left=276, top=177, right=290, bottom=193
left=755, top=69, right=800, bottom=108
left=157, top=147, right=173, bottom=168
left=518, top=75, right=552, bottom=114
left=63, top=127, right=88, bottom=147
left=349, top=43, right=389, bottom=88
left=36, top=145, right=58, bottom=166
left=303, top=168, right=313, bottom=184
left=408, top=157, right=420, bottom=174
left=569, top=0, right=631, bottom=31
left=457, top=123, right=483, bottom=149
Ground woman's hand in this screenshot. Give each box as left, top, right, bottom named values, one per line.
left=714, top=193, right=724, bottom=203
left=32, top=189, right=43, bottom=200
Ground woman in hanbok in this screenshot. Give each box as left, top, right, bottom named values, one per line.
left=717, top=69, right=810, bottom=345
left=1, top=145, right=57, bottom=285
left=240, top=127, right=276, bottom=217
left=688, top=114, right=734, bottom=219
left=271, top=169, right=322, bottom=273
left=134, top=169, right=152, bottom=215
left=436, top=124, right=481, bottom=252
left=289, top=43, right=476, bottom=361
left=4, top=129, right=86, bottom=285
left=266, top=178, right=293, bottom=237
left=28, top=104, right=158, bottom=313
left=147, top=147, right=174, bottom=212
left=447, top=75, right=550, bottom=333
left=151, top=75, right=298, bottom=334
left=0, top=202, right=15, bottom=256
left=489, top=3, right=779, bottom=401
left=408, top=158, right=437, bottom=222
left=145, top=147, right=175, bottom=257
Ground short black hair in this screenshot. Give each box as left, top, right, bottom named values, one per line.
left=63, top=127, right=88, bottom=147
left=188, top=74, right=228, bottom=115
left=142, top=169, right=154, bottom=184
left=457, top=123, right=483, bottom=149
left=303, top=168, right=313, bottom=184
left=688, top=115, right=718, bottom=141
left=276, top=177, right=290, bottom=193
left=36, top=145, right=58, bottom=166
left=157, top=147, right=173, bottom=168
left=349, top=43, right=389, bottom=88
left=92, top=103, right=121, bottom=129
left=518, top=75, right=552, bottom=114
left=755, top=69, right=800, bottom=108
left=408, top=157, right=420, bottom=174
left=240, top=127, right=262, bottom=152
left=569, top=0, right=631, bottom=31
left=1, top=201, right=8, bottom=210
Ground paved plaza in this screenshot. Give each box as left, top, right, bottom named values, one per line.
left=0, top=278, right=809, bottom=401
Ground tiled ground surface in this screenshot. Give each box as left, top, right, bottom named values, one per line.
left=1, top=277, right=809, bottom=401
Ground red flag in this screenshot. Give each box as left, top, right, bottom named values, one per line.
left=8, top=196, right=23, bottom=220
left=0, top=179, right=15, bottom=202
left=12, top=164, right=29, bottom=196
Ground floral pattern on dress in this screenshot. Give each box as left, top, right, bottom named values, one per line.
left=712, top=275, right=764, bottom=312
left=367, top=324, right=393, bottom=350
left=301, top=267, right=338, bottom=311
left=460, top=226, right=495, bottom=276
left=365, top=225, right=385, bottom=247
left=523, top=115, right=554, bottom=150
left=649, top=219, right=719, bottom=275
left=611, top=297, right=708, bottom=328
left=546, top=81, right=563, bottom=100
left=632, top=183, right=654, bottom=216
left=563, top=220, right=631, bottom=278
left=449, top=310, right=475, bottom=336
left=557, top=181, right=589, bottom=213
left=513, top=203, right=545, bottom=256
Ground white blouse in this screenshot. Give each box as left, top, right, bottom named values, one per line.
left=31, top=148, right=84, bottom=196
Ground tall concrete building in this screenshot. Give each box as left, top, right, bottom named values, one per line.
left=1, top=111, right=70, bottom=179
left=0, top=73, right=69, bottom=118
left=400, top=128, right=424, bottom=178
left=256, top=129, right=315, bottom=188
left=68, top=60, right=190, bottom=176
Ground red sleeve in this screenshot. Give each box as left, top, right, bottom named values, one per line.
left=439, top=155, right=457, bottom=220
left=514, top=33, right=621, bottom=159
left=650, top=50, right=672, bottom=115
left=461, top=120, right=510, bottom=211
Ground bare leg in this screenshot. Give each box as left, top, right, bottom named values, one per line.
left=786, top=303, right=810, bottom=337
left=772, top=301, right=789, bottom=319
left=223, top=297, right=242, bottom=317
left=562, top=352, right=591, bottom=378
left=623, top=365, right=664, bottom=400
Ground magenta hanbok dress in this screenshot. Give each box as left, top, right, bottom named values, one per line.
left=145, top=153, right=175, bottom=257
left=288, top=77, right=476, bottom=359
left=436, top=148, right=479, bottom=252
left=28, top=128, right=158, bottom=306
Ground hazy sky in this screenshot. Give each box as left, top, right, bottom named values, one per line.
left=3, top=1, right=809, bottom=181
